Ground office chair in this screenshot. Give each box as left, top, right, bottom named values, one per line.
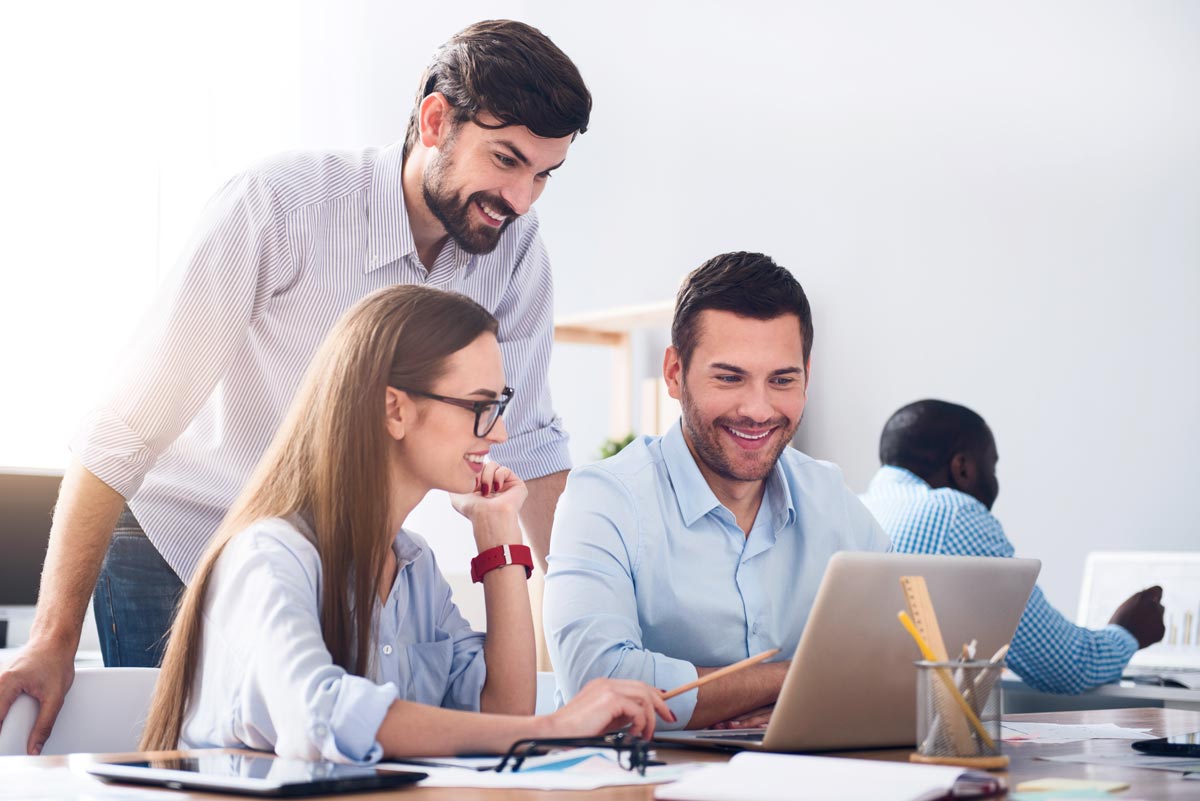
left=535, top=670, right=559, bottom=715
left=0, top=667, right=160, bottom=755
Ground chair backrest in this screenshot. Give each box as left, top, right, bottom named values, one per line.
left=535, top=671, right=559, bottom=715
left=0, top=667, right=160, bottom=755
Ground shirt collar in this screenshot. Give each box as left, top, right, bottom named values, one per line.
left=661, top=419, right=795, bottom=532
left=366, top=142, right=472, bottom=275
left=392, top=528, right=424, bottom=566
left=868, top=464, right=931, bottom=493
left=661, top=420, right=722, bottom=526
left=365, top=143, right=418, bottom=273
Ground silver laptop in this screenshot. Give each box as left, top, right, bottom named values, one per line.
left=655, top=552, right=1039, bottom=752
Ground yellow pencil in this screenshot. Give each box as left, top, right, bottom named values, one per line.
left=661, top=648, right=781, bottom=700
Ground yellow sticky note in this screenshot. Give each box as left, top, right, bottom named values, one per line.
left=1016, top=778, right=1131, bottom=793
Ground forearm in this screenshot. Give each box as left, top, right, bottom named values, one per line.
left=377, top=698, right=545, bottom=757
left=473, top=515, right=536, bottom=715
left=519, top=470, right=567, bottom=571
left=687, top=661, right=790, bottom=730
left=30, top=458, right=127, bottom=647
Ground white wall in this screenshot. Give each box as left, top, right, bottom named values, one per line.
left=529, top=1, right=1200, bottom=615
left=4, top=1, right=1197, bottom=622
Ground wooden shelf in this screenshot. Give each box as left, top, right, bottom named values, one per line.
left=553, top=301, right=675, bottom=438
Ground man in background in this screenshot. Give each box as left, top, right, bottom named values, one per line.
left=0, top=20, right=589, bottom=754
left=545, top=252, right=889, bottom=730
left=861, top=399, right=1165, bottom=694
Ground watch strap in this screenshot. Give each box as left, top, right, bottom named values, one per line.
left=470, top=543, right=534, bottom=583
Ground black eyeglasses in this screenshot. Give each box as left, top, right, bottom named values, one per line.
left=495, top=733, right=657, bottom=775
left=391, top=385, right=514, bottom=438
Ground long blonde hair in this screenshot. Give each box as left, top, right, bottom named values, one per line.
left=141, top=285, right=499, bottom=750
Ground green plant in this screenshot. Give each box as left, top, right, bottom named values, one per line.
left=598, top=432, right=637, bottom=460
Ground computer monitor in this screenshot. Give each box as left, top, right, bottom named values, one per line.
left=0, top=468, right=62, bottom=647
left=1077, top=550, right=1200, bottom=670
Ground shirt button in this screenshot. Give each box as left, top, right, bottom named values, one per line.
left=382, top=644, right=394, bottom=655
left=312, top=723, right=328, bottom=738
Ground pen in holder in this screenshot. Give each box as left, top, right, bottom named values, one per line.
left=911, top=659, right=1007, bottom=770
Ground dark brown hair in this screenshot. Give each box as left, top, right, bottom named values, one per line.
left=671, top=252, right=814, bottom=368
left=141, top=285, right=498, bottom=751
left=402, top=20, right=591, bottom=159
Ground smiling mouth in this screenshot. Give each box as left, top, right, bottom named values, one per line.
left=724, top=426, right=774, bottom=440
left=477, top=200, right=508, bottom=227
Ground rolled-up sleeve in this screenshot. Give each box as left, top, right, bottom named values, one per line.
left=210, top=531, right=398, bottom=765
left=486, top=214, right=571, bottom=482
left=70, top=172, right=294, bottom=498
left=544, top=467, right=700, bottom=728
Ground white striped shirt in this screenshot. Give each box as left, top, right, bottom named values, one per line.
left=71, top=143, right=569, bottom=582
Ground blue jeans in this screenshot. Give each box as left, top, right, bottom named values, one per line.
left=92, top=508, right=185, bottom=667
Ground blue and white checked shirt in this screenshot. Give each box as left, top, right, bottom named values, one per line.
left=71, top=143, right=569, bottom=581
left=181, top=516, right=486, bottom=763
left=544, top=421, right=890, bottom=727
left=861, top=465, right=1137, bottom=694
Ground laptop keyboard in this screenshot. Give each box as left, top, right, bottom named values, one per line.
left=1122, top=666, right=1200, bottom=689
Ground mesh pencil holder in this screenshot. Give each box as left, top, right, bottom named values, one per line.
left=910, top=659, right=1008, bottom=770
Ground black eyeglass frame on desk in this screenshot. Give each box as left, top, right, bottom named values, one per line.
left=390, top=385, right=514, bottom=438
left=495, top=732, right=656, bottom=775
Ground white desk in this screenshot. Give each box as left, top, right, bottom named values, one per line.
left=1003, top=676, right=1200, bottom=713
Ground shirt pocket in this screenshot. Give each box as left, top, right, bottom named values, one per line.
left=404, top=629, right=454, bottom=707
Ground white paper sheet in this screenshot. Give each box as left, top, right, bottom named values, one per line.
left=653, top=752, right=989, bottom=801
left=1002, top=721, right=1154, bottom=743
left=382, top=748, right=702, bottom=791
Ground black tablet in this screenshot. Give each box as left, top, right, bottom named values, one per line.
left=86, top=753, right=426, bottom=797
left=1131, top=730, right=1200, bottom=757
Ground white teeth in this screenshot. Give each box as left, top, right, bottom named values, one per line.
left=480, top=202, right=506, bottom=222
left=727, top=427, right=771, bottom=440
left=466, top=454, right=487, bottom=463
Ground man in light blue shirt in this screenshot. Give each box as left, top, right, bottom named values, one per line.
left=861, top=399, right=1165, bottom=694
left=544, top=252, right=889, bottom=730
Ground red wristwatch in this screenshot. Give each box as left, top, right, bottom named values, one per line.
left=470, top=544, right=534, bottom=583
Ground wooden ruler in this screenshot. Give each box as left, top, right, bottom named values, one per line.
left=900, top=575, right=978, bottom=754
left=900, top=575, right=950, bottom=660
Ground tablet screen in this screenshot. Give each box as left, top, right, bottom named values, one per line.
left=88, top=753, right=426, bottom=797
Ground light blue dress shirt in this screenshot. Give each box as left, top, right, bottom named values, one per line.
left=861, top=466, right=1138, bottom=694
left=544, top=421, right=890, bottom=728
left=181, top=516, right=487, bottom=763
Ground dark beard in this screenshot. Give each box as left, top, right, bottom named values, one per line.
left=679, top=386, right=797, bottom=483
left=422, top=161, right=515, bottom=255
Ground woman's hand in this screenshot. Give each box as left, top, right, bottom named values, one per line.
left=543, top=679, right=676, bottom=740
left=450, top=462, right=528, bottom=550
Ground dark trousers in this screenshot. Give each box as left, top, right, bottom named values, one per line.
left=92, top=508, right=185, bottom=667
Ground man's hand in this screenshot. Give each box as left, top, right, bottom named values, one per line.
left=0, top=638, right=76, bottom=754
left=711, top=704, right=774, bottom=730
left=1109, top=585, right=1166, bottom=648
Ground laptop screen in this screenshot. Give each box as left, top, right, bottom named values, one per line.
left=1076, top=551, right=1200, bottom=669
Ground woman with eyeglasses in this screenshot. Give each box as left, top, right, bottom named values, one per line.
left=140, top=285, right=673, bottom=762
